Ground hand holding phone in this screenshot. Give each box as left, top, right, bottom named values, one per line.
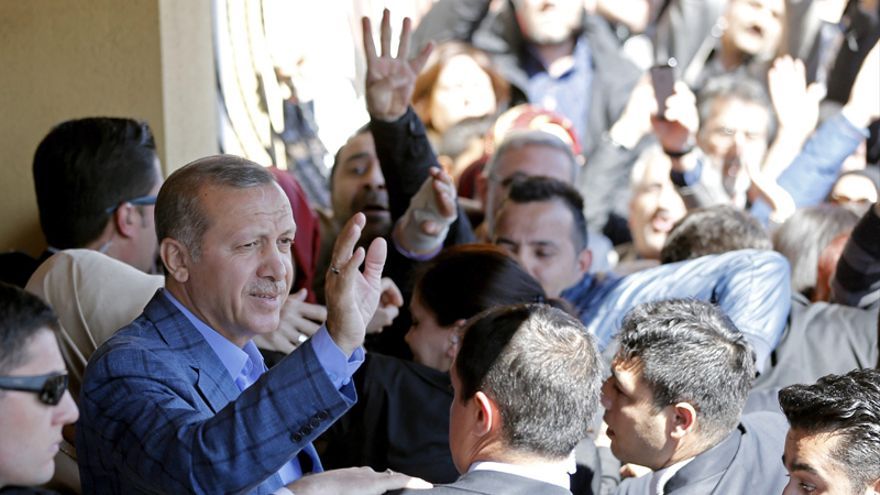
left=650, top=63, right=676, bottom=119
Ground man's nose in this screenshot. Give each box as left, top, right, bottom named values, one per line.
left=258, top=244, right=290, bottom=281
left=512, top=251, right=536, bottom=277
left=54, top=390, right=79, bottom=426
left=365, top=163, right=385, bottom=189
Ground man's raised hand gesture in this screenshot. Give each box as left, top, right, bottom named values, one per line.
left=324, top=213, right=387, bottom=356
left=362, top=9, right=432, bottom=122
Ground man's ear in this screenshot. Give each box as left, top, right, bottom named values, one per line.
left=577, top=248, right=592, bottom=276
left=871, top=476, right=880, bottom=493
left=160, top=238, right=190, bottom=283
left=472, top=391, right=496, bottom=438
left=113, top=203, right=139, bottom=239
left=669, top=402, right=697, bottom=440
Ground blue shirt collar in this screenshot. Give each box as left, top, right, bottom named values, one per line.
left=162, top=290, right=265, bottom=383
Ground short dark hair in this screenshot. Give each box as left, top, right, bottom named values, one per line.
left=330, top=123, right=371, bottom=186
left=772, top=204, right=858, bottom=298
left=616, top=299, right=756, bottom=446
left=0, top=282, right=60, bottom=374
left=455, top=304, right=602, bottom=459
left=697, top=73, right=777, bottom=143
left=660, top=205, right=771, bottom=264
left=155, top=155, right=275, bottom=258
left=416, top=244, right=548, bottom=326
left=32, top=117, right=159, bottom=249
left=779, top=369, right=880, bottom=492
left=505, top=176, right=588, bottom=252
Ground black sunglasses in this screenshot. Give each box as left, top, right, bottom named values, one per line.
left=104, top=194, right=158, bottom=215
left=0, top=373, right=69, bottom=406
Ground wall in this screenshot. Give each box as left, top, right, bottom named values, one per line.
left=0, top=0, right=217, bottom=255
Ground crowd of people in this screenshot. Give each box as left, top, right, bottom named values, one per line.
left=1, top=1, right=879, bottom=494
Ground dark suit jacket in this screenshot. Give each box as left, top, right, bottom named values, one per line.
left=391, top=469, right=572, bottom=495
left=321, top=353, right=458, bottom=483
left=616, top=412, right=789, bottom=494
left=77, top=290, right=356, bottom=494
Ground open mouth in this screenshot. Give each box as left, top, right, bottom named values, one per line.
left=650, top=213, right=676, bottom=233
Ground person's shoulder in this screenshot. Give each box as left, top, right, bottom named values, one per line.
left=399, top=470, right=572, bottom=495
left=741, top=411, right=788, bottom=435
left=84, top=296, right=189, bottom=383
left=616, top=472, right=650, bottom=494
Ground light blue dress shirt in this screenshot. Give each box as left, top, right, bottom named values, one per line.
left=163, top=291, right=364, bottom=484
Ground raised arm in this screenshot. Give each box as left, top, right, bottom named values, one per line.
left=831, top=202, right=880, bottom=309
left=586, top=249, right=791, bottom=372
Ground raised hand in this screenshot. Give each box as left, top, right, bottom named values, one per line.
left=362, top=9, right=433, bottom=122
left=393, top=168, right=458, bottom=255
left=651, top=81, right=699, bottom=156
left=842, top=40, right=880, bottom=129
left=324, top=213, right=387, bottom=356
left=768, top=56, right=824, bottom=139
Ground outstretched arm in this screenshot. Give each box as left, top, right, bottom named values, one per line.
left=586, top=249, right=791, bottom=372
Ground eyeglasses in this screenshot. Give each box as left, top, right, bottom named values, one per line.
left=0, top=373, right=69, bottom=406
left=104, top=194, right=158, bottom=215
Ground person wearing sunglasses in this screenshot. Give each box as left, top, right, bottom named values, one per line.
left=0, top=282, right=78, bottom=492
left=14, top=118, right=162, bottom=287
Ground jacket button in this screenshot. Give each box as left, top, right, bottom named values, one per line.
left=292, top=432, right=303, bottom=442
left=317, top=410, right=329, bottom=420
left=309, top=417, right=321, bottom=428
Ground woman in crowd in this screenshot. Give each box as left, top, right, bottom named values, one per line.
left=319, top=244, right=554, bottom=483
left=411, top=41, right=509, bottom=150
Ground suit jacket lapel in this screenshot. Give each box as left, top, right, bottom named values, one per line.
left=664, top=424, right=742, bottom=492
left=143, top=289, right=241, bottom=413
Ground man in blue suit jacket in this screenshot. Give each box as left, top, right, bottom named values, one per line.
left=76, top=156, right=422, bottom=494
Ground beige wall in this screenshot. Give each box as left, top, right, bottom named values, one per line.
left=0, top=0, right=217, bottom=255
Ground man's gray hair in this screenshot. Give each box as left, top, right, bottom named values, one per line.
left=484, top=130, right=579, bottom=235
left=484, top=130, right=579, bottom=183
left=616, top=299, right=756, bottom=448
left=155, top=155, right=275, bottom=258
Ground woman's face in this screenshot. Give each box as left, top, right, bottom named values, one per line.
left=405, top=290, right=458, bottom=372
left=429, top=54, right=497, bottom=134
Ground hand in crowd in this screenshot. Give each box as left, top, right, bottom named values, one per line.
left=325, top=213, right=387, bottom=357
left=651, top=82, right=699, bottom=156
left=286, top=467, right=432, bottom=495
left=252, top=289, right=326, bottom=354
left=393, top=168, right=458, bottom=255
left=362, top=9, right=433, bottom=122
left=746, top=148, right=796, bottom=224
left=619, top=463, right=652, bottom=479
left=366, top=277, right=404, bottom=334
left=842, top=39, right=880, bottom=129
left=768, top=55, right=824, bottom=141
left=419, top=168, right=457, bottom=236
left=607, top=74, right=655, bottom=150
